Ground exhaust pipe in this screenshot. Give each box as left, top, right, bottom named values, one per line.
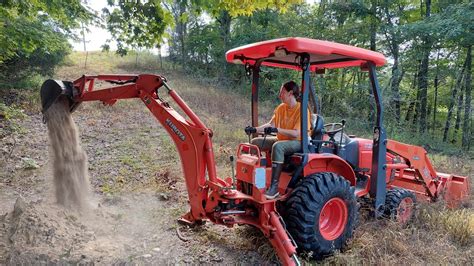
left=40, top=79, right=81, bottom=115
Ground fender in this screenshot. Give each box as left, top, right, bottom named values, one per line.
left=303, top=153, right=356, bottom=186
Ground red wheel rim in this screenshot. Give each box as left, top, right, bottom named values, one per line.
left=397, top=197, right=414, bottom=224
left=319, top=198, right=348, bottom=241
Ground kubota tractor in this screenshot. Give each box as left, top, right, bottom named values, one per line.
left=41, top=37, right=470, bottom=265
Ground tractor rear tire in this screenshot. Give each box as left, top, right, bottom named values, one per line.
left=384, top=187, right=416, bottom=224
left=284, top=172, right=358, bottom=259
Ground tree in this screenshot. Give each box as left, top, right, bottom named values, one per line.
left=416, top=0, right=432, bottom=133
left=190, top=0, right=302, bottom=80
left=0, top=0, right=95, bottom=85
left=103, top=0, right=173, bottom=56
left=431, top=1, right=474, bottom=146
left=462, top=46, right=472, bottom=149
left=163, top=0, right=189, bottom=68
left=379, top=0, right=412, bottom=123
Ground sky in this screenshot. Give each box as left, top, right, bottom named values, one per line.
left=70, top=0, right=113, bottom=52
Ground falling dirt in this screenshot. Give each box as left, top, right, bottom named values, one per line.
left=0, top=95, right=266, bottom=264
left=44, top=97, right=90, bottom=210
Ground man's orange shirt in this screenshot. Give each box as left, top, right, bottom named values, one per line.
left=271, top=102, right=311, bottom=140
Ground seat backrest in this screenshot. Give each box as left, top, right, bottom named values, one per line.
left=311, top=114, right=324, bottom=140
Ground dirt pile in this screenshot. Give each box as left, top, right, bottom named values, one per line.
left=0, top=197, right=91, bottom=264
left=44, top=97, right=90, bottom=209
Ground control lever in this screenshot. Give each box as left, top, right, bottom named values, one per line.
left=230, top=155, right=236, bottom=189
left=339, top=119, right=346, bottom=146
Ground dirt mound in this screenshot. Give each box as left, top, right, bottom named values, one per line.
left=0, top=197, right=92, bottom=264
left=44, top=97, right=90, bottom=210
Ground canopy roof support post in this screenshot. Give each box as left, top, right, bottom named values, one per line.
left=300, top=53, right=310, bottom=154
left=368, top=62, right=387, bottom=217
left=251, top=63, right=261, bottom=129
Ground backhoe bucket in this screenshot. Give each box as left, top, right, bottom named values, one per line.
left=438, top=173, right=471, bottom=208
left=40, top=79, right=80, bottom=113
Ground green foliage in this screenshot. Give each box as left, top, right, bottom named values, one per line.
left=161, top=0, right=472, bottom=150
left=0, top=0, right=95, bottom=88
left=103, top=0, right=173, bottom=56
left=193, top=0, right=303, bottom=17
left=429, top=2, right=474, bottom=47
left=0, top=103, right=27, bottom=136
left=0, top=16, right=71, bottom=85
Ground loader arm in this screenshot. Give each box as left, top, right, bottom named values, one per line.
left=386, top=140, right=470, bottom=207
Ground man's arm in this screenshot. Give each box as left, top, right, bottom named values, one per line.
left=255, top=119, right=274, bottom=134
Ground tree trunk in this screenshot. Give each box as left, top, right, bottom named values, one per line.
left=432, top=52, right=440, bottom=133
left=135, top=51, right=139, bottom=68
left=405, top=71, right=418, bottom=123
left=350, top=72, right=357, bottom=96
left=390, top=55, right=403, bottom=122
left=217, top=10, right=232, bottom=81
left=383, top=3, right=404, bottom=124
left=178, top=1, right=187, bottom=68
left=453, top=86, right=464, bottom=143
left=81, top=22, right=88, bottom=69
left=367, top=1, right=376, bottom=126
left=405, top=101, right=415, bottom=123
left=418, top=0, right=431, bottom=133
left=369, top=0, right=376, bottom=51
left=443, top=52, right=468, bottom=142
left=340, top=69, right=347, bottom=92
left=318, top=0, right=327, bottom=16
left=462, top=45, right=472, bottom=148
left=418, top=49, right=430, bottom=132
left=413, top=86, right=421, bottom=127
left=158, top=46, right=163, bottom=69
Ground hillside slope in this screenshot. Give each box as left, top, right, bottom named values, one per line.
left=0, top=52, right=472, bottom=264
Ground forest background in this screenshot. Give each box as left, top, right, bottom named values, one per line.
left=1, top=0, right=473, bottom=154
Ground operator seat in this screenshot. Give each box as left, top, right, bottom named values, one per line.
left=309, top=114, right=325, bottom=153
left=311, top=114, right=325, bottom=140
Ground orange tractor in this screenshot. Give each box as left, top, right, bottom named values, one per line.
left=41, top=38, right=470, bottom=265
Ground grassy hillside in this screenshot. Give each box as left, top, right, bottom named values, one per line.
left=1, top=51, right=472, bottom=264
left=62, top=51, right=474, bottom=264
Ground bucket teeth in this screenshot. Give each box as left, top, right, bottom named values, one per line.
left=40, top=79, right=78, bottom=113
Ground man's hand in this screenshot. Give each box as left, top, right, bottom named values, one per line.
left=264, top=127, right=278, bottom=135
left=244, top=126, right=257, bottom=135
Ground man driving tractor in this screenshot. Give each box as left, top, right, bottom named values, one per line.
left=245, top=80, right=310, bottom=199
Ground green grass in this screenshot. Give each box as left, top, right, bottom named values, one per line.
left=417, top=206, right=474, bottom=247
left=0, top=103, right=28, bottom=137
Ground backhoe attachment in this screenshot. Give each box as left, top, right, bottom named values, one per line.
left=39, top=74, right=300, bottom=265
left=40, top=79, right=80, bottom=114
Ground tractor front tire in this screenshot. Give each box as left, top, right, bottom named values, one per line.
left=284, top=172, right=358, bottom=259
left=384, top=187, right=416, bottom=225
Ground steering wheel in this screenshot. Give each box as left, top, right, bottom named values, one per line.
left=324, top=122, right=344, bottom=135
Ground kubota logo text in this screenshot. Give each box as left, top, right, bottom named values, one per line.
left=165, top=118, right=186, bottom=141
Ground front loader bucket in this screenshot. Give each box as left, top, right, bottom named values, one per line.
left=40, top=79, right=80, bottom=114
left=438, top=173, right=471, bottom=208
